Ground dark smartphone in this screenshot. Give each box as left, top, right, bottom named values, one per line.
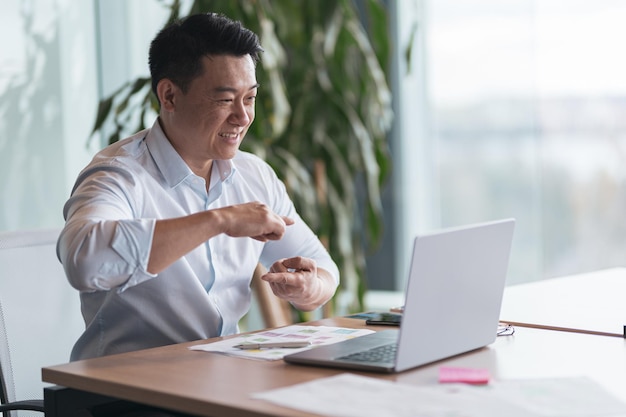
left=365, top=312, right=402, bottom=326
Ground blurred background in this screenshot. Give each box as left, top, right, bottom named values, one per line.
left=2, top=0, right=626, bottom=305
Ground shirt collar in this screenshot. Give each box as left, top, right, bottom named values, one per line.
left=145, top=118, right=237, bottom=188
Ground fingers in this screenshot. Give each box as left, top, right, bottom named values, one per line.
left=249, top=213, right=294, bottom=242
left=281, top=256, right=313, bottom=272
left=262, top=258, right=321, bottom=306
left=263, top=257, right=316, bottom=287
left=218, top=202, right=294, bottom=241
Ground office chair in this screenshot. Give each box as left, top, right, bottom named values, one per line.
left=0, top=228, right=83, bottom=417
left=0, top=300, right=44, bottom=416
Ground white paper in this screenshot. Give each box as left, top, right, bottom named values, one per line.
left=488, top=377, right=626, bottom=417
left=251, top=373, right=626, bottom=417
left=189, top=325, right=375, bottom=361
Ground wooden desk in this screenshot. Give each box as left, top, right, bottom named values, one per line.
left=500, top=267, right=626, bottom=337
left=42, top=317, right=626, bottom=417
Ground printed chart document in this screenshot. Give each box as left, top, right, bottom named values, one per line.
left=189, top=325, right=375, bottom=361
left=252, top=373, right=626, bottom=417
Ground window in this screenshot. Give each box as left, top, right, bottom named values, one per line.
left=384, top=0, right=626, bottom=288
left=0, top=0, right=168, bottom=232
left=0, top=0, right=99, bottom=231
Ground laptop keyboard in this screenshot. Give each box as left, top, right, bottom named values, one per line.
left=337, top=343, right=397, bottom=363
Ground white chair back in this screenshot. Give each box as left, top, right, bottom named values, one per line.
left=0, top=229, right=83, bottom=417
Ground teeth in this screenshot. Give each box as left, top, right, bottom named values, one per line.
left=220, top=133, right=238, bottom=138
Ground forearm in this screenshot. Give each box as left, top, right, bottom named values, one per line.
left=59, top=211, right=223, bottom=290
left=148, top=210, right=222, bottom=274
left=60, top=192, right=291, bottom=290
left=148, top=202, right=293, bottom=274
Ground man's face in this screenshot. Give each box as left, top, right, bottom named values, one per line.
left=165, top=54, right=258, bottom=162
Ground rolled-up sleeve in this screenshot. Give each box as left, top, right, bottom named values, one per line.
left=57, top=164, right=157, bottom=293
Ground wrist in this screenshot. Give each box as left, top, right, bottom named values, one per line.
left=204, top=208, right=225, bottom=236
left=291, top=273, right=334, bottom=311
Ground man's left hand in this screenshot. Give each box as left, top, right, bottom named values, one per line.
left=262, top=257, right=336, bottom=311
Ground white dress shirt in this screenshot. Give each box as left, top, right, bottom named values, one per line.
left=57, top=119, right=339, bottom=360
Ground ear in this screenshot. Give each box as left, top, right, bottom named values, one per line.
left=156, top=79, right=177, bottom=112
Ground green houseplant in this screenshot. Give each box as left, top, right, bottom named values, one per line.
left=92, top=0, right=394, bottom=314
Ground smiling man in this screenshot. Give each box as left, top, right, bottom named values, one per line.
left=57, top=13, right=339, bottom=361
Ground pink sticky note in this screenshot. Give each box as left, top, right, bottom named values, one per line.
left=438, top=366, right=490, bottom=385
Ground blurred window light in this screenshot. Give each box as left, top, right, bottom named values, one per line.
left=423, top=0, right=626, bottom=283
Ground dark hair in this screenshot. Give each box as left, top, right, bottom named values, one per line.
left=148, top=13, right=263, bottom=100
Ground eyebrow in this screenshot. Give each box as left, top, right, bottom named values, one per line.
left=214, top=83, right=260, bottom=93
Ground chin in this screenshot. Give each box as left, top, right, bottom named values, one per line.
left=219, top=149, right=239, bottom=160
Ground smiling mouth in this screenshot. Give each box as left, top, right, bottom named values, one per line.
left=219, top=132, right=240, bottom=139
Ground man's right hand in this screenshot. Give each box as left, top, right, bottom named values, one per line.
left=216, top=201, right=294, bottom=242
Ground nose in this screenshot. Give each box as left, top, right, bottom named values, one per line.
left=228, top=100, right=252, bottom=126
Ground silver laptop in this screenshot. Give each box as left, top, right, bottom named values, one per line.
left=284, top=218, right=515, bottom=373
